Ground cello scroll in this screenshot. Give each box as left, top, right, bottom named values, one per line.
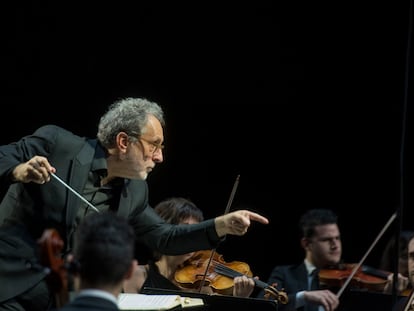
left=37, top=228, right=69, bottom=307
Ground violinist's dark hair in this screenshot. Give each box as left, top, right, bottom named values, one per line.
left=154, top=197, right=204, bottom=225
left=299, top=209, right=338, bottom=239
left=152, top=197, right=204, bottom=261
left=73, top=211, right=135, bottom=288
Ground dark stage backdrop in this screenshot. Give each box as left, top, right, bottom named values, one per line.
left=2, top=1, right=414, bottom=283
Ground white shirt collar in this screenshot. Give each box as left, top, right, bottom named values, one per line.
left=304, top=258, right=318, bottom=276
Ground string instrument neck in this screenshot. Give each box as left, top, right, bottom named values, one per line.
left=213, top=262, right=288, bottom=304
left=37, top=228, right=69, bottom=308
left=174, top=250, right=288, bottom=304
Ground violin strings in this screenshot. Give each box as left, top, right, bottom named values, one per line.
left=204, top=259, right=242, bottom=277
left=211, top=260, right=274, bottom=291
left=214, top=263, right=244, bottom=278
left=200, top=257, right=286, bottom=302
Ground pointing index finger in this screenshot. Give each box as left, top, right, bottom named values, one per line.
left=247, top=211, right=269, bottom=225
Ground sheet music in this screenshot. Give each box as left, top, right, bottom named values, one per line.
left=118, top=293, right=203, bottom=310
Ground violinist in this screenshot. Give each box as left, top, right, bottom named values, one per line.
left=379, top=230, right=414, bottom=295
left=123, top=197, right=256, bottom=298
left=391, top=233, right=414, bottom=311
left=257, top=209, right=341, bottom=311
left=402, top=234, right=414, bottom=305
left=408, top=235, right=414, bottom=296
left=0, top=97, right=268, bottom=311
left=380, top=230, right=414, bottom=278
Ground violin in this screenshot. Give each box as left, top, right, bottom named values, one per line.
left=319, top=263, right=390, bottom=292
left=361, top=265, right=413, bottom=297
left=174, top=250, right=288, bottom=304
left=37, top=228, right=69, bottom=308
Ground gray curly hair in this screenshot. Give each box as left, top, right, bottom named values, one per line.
left=97, top=97, right=165, bottom=148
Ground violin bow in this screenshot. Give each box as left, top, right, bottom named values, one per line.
left=336, top=212, right=397, bottom=298
left=198, top=174, right=240, bottom=292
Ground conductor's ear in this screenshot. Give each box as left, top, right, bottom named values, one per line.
left=117, top=132, right=130, bottom=151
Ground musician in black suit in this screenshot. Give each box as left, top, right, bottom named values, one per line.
left=257, top=209, right=340, bottom=311
left=59, top=211, right=136, bottom=311
left=0, top=97, right=268, bottom=310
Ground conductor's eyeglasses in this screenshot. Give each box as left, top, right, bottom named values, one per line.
left=138, top=137, right=164, bottom=154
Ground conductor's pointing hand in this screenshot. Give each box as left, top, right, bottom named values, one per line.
left=214, top=210, right=269, bottom=237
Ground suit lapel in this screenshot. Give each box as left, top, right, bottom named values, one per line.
left=65, top=140, right=97, bottom=233
left=295, top=263, right=310, bottom=291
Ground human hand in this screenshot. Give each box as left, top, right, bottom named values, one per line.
left=383, top=272, right=409, bottom=294
left=232, top=275, right=256, bottom=297
left=304, top=289, right=339, bottom=311
left=214, top=210, right=269, bottom=237
left=12, top=156, right=56, bottom=184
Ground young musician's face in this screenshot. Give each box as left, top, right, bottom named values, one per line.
left=307, top=224, right=342, bottom=268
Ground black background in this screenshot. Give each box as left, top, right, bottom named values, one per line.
left=2, top=1, right=414, bottom=283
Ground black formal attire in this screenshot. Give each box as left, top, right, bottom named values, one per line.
left=140, top=261, right=181, bottom=293
left=257, top=262, right=320, bottom=311
left=0, top=125, right=222, bottom=309
left=58, top=291, right=119, bottom=311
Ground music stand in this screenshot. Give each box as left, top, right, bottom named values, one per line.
left=142, top=287, right=279, bottom=311
left=338, top=288, right=408, bottom=311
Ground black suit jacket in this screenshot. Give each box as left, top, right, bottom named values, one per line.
left=58, top=296, right=119, bottom=311
left=0, top=125, right=221, bottom=302
left=257, top=262, right=309, bottom=311
left=258, top=261, right=410, bottom=311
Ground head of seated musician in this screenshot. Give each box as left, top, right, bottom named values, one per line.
left=122, top=197, right=256, bottom=298
left=380, top=230, right=414, bottom=278
left=59, top=211, right=137, bottom=310
left=407, top=234, right=414, bottom=294
left=256, top=209, right=342, bottom=311
left=380, top=230, right=414, bottom=295
left=387, top=233, right=414, bottom=311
